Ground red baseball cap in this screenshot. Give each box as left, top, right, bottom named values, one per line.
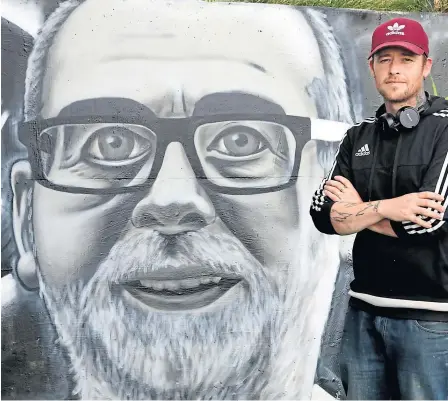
left=369, top=17, right=429, bottom=59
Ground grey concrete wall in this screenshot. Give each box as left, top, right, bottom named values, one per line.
left=1, top=1, right=447, bottom=399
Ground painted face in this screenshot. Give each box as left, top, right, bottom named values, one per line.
left=15, top=0, right=327, bottom=397
left=370, top=46, right=432, bottom=103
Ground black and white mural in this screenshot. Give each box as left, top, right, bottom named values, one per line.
left=1, top=0, right=447, bottom=399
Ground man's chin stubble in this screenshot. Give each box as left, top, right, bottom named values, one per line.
left=380, top=86, right=422, bottom=104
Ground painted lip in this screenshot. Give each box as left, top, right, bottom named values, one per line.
left=116, top=266, right=243, bottom=311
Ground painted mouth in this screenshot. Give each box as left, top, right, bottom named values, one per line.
left=120, top=273, right=242, bottom=311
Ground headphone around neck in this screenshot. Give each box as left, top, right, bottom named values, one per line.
left=376, top=95, right=430, bottom=132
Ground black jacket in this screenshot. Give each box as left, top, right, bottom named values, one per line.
left=310, top=95, right=448, bottom=321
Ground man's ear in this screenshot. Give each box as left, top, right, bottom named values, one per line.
left=368, top=58, right=375, bottom=77
left=11, top=160, right=39, bottom=290
left=423, top=57, right=433, bottom=79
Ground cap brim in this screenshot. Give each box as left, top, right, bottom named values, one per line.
left=368, top=41, right=425, bottom=59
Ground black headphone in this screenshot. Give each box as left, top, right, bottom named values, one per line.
left=376, top=94, right=430, bottom=132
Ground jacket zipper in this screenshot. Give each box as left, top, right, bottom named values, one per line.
left=392, top=133, right=403, bottom=198
left=367, top=132, right=380, bottom=201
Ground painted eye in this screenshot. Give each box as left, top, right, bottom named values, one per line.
left=208, top=125, right=267, bottom=157
left=85, top=126, right=152, bottom=162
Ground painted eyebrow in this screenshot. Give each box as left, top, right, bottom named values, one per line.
left=192, top=92, right=285, bottom=116
left=57, top=97, right=158, bottom=118
left=56, top=93, right=286, bottom=118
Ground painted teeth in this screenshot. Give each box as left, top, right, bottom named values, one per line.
left=139, top=277, right=221, bottom=291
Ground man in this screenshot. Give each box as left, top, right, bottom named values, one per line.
left=2, top=0, right=354, bottom=399
left=310, top=17, right=448, bottom=400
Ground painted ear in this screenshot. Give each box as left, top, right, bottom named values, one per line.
left=11, top=160, right=39, bottom=291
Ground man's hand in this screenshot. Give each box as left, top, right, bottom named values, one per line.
left=324, top=176, right=362, bottom=204
left=378, top=192, right=445, bottom=229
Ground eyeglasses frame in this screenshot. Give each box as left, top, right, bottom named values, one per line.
left=18, top=113, right=311, bottom=195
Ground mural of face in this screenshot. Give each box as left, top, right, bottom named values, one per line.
left=10, top=0, right=339, bottom=399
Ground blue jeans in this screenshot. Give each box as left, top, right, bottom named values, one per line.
left=340, top=305, right=448, bottom=400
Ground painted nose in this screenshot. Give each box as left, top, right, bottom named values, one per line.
left=131, top=142, right=216, bottom=235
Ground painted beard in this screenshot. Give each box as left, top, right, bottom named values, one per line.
left=40, top=229, right=284, bottom=399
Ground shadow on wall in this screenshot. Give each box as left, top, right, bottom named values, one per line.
left=1, top=18, right=33, bottom=277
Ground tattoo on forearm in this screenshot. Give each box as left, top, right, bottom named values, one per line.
left=356, top=200, right=381, bottom=216
left=355, top=205, right=372, bottom=216
left=373, top=200, right=381, bottom=213
left=332, top=200, right=381, bottom=223
left=331, top=210, right=353, bottom=222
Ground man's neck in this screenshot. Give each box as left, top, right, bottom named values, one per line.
left=385, top=89, right=427, bottom=115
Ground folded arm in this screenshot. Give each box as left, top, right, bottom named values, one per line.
left=329, top=200, right=383, bottom=235
left=388, top=127, right=448, bottom=241
left=310, top=131, right=446, bottom=238
left=322, top=175, right=398, bottom=237
left=324, top=177, right=444, bottom=237
left=309, top=133, right=394, bottom=236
